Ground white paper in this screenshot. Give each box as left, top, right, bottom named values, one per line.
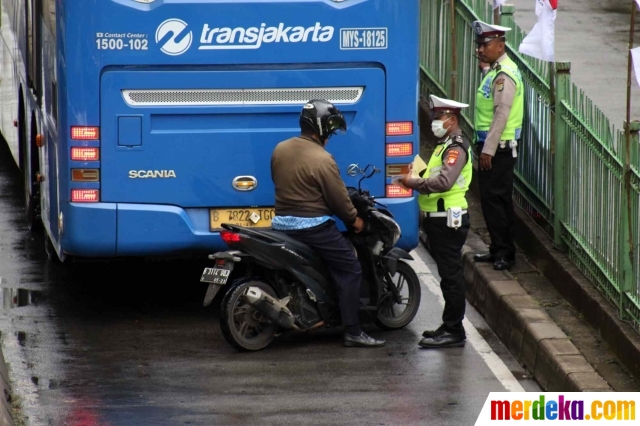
left=632, top=47, right=640, bottom=88
left=493, top=0, right=507, bottom=9
left=518, top=0, right=557, bottom=62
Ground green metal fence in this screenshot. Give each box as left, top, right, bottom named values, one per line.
left=419, top=0, right=640, bottom=331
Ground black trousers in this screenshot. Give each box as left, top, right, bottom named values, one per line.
left=423, top=214, right=470, bottom=334
left=478, top=149, right=517, bottom=261
left=282, top=221, right=361, bottom=327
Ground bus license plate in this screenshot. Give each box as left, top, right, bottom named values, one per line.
left=209, top=208, right=275, bottom=231
left=200, top=267, right=231, bottom=285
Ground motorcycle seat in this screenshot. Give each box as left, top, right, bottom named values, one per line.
left=222, top=225, right=320, bottom=262
left=222, top=224, right=337, bottom=291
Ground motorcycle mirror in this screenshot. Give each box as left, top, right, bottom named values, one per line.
left=357, top=164, right=380, bottom=191
left=365, top=166, right=380, bottom=178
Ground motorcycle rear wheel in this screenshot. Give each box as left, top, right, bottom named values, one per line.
left=220, top=279, right=278, bottom=352
left=375, top=261, right=421, bottom=330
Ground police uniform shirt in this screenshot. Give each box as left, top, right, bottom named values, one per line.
left=406, top=129, right=469, bottom=195
left=480, top=52, right=517, bottom=157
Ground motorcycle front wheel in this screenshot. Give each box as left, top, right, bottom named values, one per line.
left=220, top=279, right=279, bottom=352
left=375, top=260, right=421, bottom=330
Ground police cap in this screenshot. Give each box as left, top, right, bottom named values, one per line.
left=472, top=20, right=511, bottom=44
left=429, top=94, right=469, bottom=117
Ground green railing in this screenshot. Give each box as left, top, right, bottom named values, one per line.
left=419, top=0, right=640, bottom=331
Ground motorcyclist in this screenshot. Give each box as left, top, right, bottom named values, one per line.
left=270, top=99, right=386, bottom=348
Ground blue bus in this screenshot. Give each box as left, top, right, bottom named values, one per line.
left=0, top=0, right=420, bottom=263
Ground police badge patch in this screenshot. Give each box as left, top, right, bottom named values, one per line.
left=446, top=150, right=459, bottom=166
left=496, top=78, right=505, bottom=92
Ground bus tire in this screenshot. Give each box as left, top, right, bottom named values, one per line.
left=23, top=114, right=42, bottom=232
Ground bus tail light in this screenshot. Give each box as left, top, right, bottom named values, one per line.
left=386, top=185, right=412, bottom=198
left=71, top=147, right=100, bottom=161
left=71, top=126, right=99, bottom=140
left=71, top=169, right=99, bottom=182
left=386, top=122, right=413, bottom=136
left=386, top=143, right=413, bottom=157
left=71, top=189, right=99, bottom=203
left=386, top=164, right=411, bottom=177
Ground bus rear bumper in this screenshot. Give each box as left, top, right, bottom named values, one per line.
left=62, top=199, right=419, bottom=257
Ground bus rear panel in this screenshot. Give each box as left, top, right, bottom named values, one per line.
left=57, top=0, right=419, bottom=258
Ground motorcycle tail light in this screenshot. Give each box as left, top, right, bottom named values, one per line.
left=220, top=230, right=241, bottom=243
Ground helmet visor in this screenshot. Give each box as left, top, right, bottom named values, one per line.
left=326, top=114, right=347, bottom=135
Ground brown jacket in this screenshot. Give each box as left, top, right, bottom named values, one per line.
left=271, top=136, right=358, bottom=225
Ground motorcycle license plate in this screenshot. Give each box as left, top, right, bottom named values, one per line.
left=200, top=266, right=231, bottom=285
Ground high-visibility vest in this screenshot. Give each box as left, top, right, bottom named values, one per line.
left=475, top=56, right=524, bottom=143
left=417, top=136, right=472, bottom=212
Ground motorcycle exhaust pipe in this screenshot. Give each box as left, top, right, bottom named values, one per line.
left=242, top=287, right=296, bottom=329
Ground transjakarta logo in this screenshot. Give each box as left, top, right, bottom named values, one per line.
left=156, top=19, right=192, bottom=56
left=198, top=22, right=334, bottom=50
left=156, top=19, right=334, bottom=54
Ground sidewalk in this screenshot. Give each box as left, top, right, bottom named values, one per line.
left=418, top=103, right=640, bottom=392
left=461, top=183, right=640, bottom=391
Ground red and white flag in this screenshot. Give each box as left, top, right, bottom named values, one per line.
left=493, top=0, right=507, bottom=9
left=631, top=47, right=640, bottom=88
left=518, top=0, right=558, bottom=62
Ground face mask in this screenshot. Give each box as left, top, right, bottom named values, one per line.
left=431, top=116, right=452, bottom=138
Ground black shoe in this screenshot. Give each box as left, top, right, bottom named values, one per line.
left=343, top=332, right=386, bottom=348
left=422, top=324, right=446, bottom=338
left=473, top=253, right=494, bottom=263
left=419, top=331, right=466, bottom=349
left=493, top=258, right=515, bottom=270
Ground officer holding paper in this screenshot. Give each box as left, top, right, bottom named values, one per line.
left=395, top=94, right=472, bottom=349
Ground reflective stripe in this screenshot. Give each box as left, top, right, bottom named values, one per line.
left=476, top=128, right=522, bottom=143
left=423, top=210, right=468, bottom=218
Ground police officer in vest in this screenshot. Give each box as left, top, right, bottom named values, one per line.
left=395, top=95, right=472, bottom=349
left=472, top=20, right=524, bottom=271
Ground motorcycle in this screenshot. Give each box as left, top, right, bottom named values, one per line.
left=200, top=164, right=422, bottom=351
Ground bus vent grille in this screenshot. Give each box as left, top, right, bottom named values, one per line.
left=122, top=87, right=364, bottom=106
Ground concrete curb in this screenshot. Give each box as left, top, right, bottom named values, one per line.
left=460, top=231, right=612, bottom=391
left=511, top=201, right=640, bottom=387
left=0, top=341, right=14, bottom=426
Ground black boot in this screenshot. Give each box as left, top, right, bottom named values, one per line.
left=419, top=330, right=466, bottom=349
left=493, top=257, right=515, bottom=270
left=422, top=324, right=446, bottom=338
left=344, top=331, right=386, bottom=348
left=473, top=253, right=494, bottom=263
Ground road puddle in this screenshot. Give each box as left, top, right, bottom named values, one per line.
left=1, top=287, right=41, bottom=309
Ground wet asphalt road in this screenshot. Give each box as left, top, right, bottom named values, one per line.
left=0, top=140, right=538, bottom=426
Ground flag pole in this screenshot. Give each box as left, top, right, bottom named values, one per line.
left=624, top=0, right=637, bottom=264
left=450, top=0, right=457, bottom=98
left=494, top=6, right=500, bottom=25
left=626, top=0, right=637, bottom=145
